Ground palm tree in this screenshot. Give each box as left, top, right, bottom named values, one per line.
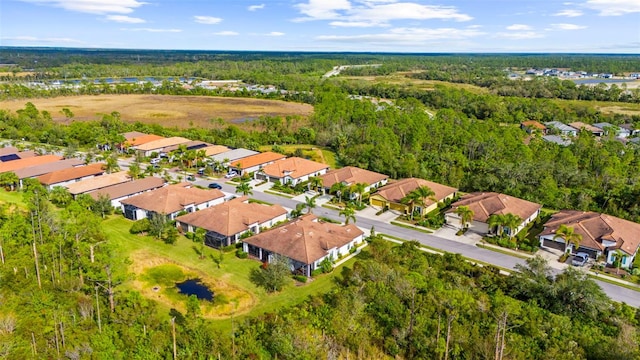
left=49, top=186, right=72, bottom=207
left=350, top=182, right=368, bottom=207
left=413, top=185, right=436, bottom=216
left=400, top=191, right=424, bottom=221
left=304, top=196, right=316, bottom=214
left=487, top=214, right=506, bottom=236
left=127, top=161, right=142, bottom=180
left=611, top=249, right=625, bottom=275
left=502, top=213, right=523, bottom=241
left=104, top=154, right=120, bottom=174
left=454, top=205, right=474, bottom=229
left=553, top=224, right=582, bottom=253
left=308, top=176, right=323, bottom=192
left=0, top=172, right=19, bottom=191
left=330, top=182, right=349, bottom=204
left=235, top=181, right=253, bottom=196
left=195, top=149, right=207, bottom=168
left=339, top=204, right=356, bottom=225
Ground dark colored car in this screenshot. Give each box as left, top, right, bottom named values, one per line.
left=186, top=175, right=196, bottom=181
left=208, top=182, right=222, bottom=190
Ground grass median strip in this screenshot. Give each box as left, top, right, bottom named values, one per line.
left=264, top=190, right=295, bottom=198
left=390, top=221, right=433, bottom=234
left=476, top=243, right=531, bottom=260
left=588, top=274, right=640, bottom=292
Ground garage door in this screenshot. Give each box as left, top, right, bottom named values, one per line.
left=370, top=199, right=386, bottom=207
left=543, top=239, right=566, bottom=251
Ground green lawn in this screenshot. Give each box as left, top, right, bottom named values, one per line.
left=258, top=144, right=338, bottom=168
left=0, top=189, right=26, bottom=207
left=103, top=215, right=352, bottom=330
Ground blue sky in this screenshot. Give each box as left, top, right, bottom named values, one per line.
left=1, top=0, right=639, bottom=53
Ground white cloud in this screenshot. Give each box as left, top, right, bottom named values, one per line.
left=548, top=23, right=587, bottom=30
left=316, top=27, right=484, bottom=44
left=584, top=0, right=640, bottom=15
left=553, top=9, right=583, bottom=17
left=18, top=0, right=146, bottom=14
left=1, top=35, right=83, bottom=43
left=121, top=28, right=182, bottom=33
left=105, top=15, right=145, bottom=23
left=506, top=24, right=532, bottom=31
left=495, top=31, right=544, bottom=39
left=194, top=16, right=223, bottom=24
left=294, top=0, right=472, bottom=25
left=248, top=4, right=265, bottom=11
left=265, top=31, right=285, bottom=36
left=213, top=31, right=239, bottom=36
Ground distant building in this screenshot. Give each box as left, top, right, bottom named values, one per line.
left=545, top=121, right=578, bottom=137
left=520, top=120, right=547, bottom=135
left=87, top=176, right=166, bottom=208
left=258, top=157, right=329, bottom=186
left=37, top=163, right=105, bottom=189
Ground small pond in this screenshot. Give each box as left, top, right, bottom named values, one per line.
left=176, top=279, right=214, bottom=301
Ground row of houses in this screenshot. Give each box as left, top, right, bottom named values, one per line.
left=521, top=120, right=639, bottom=146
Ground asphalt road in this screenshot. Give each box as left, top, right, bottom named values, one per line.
left=191, top=178, right=640, bottom=308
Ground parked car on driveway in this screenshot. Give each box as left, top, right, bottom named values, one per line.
left=208, top=182, right=222, bottom=190
left=186, top=175, right=196, bottom=181
left=224, top=171, right=237, bottom=179
left=572, top=252, right=589, bottom=267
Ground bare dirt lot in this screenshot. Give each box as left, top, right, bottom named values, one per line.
left=0, top=94, right=313, bottom=128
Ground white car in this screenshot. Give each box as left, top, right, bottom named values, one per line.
left=572, top=252, right=589, bottom=267
left=305, top=190, right=317, bottom=197
left=224, top=171, right=237, bottom=178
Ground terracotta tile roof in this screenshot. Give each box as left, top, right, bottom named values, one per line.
left=321, top=166, right=388, bottom=188
left=16, top=151, right=37, bottom=159
left=120, top=183, right=224, bottom=214
left=0, top=147, right=19, bottom=156
left=135, top=137, right=191, bottom=152
left=0, top=154, right=63, bottom=174
left=243, top=215, right=364, bottom=265
left=37, top=163, right=105, bottom=185
left=163, top=141, right=210, bottom=153
left=449, top=192, right=542, bottom=223
left=65, top=171, right=131, bottom=195
left=521, top=120, right=546, bottom=130
left=121, top=131, right=148, bottom=140
left=261, top=157, right=329, bottom=180
left=374, top=178, right=457, bottom=206
left=87, top=176, right=166, bottom=201
left=14, top=158, right=85, bottom=179
left=202, top=145, right=231, bottom=156
left=569, top=122, right=603, bottom=134
left=176, top=197, right=287, bottom=236
left=539, top=210, right=640, bottom=255
left=229, top=151, right=286, bottom=170
left=124, top=134, right=165, bottom=147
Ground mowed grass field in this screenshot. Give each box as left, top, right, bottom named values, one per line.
left=0, top=94, right=314, bottom=128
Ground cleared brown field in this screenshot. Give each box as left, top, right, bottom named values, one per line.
left=0, top=94, right=313, bottom=128
left=341, top=71, right=489, bottom=93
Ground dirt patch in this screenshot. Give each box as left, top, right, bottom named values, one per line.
left=596, top=105, right=640, bottom=116
left=128, top=250, right=256, bottom=319
left=0, top=94, right=313, bottom=129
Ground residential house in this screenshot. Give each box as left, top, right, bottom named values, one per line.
left=65, top=171, right=132, bottom=197
left=545, top=121, right=578, bottom=137
left=209, top=148, right=259, bottom=168
left=320, top=166, right=389, bottom=196
left=0, top=150, right=37, bottom=162
left=163, top=140, right=210, bottom=153
left=202, top=145, right=231, bottom=157
left=134, top=137, right=192, bottom=157
left=520, top=120, right=547, bottom=135
left=370, top=178, right=458, bottom=216
left=538, top=210, right=640, bottom=268
left=86, top=176, right=166, bottom=208
left=446, top=192, right=542, bottom=236
left=542, top=135, right=572, bottom=146
left=569, top=122, right=604, bottom=137
left=176, top=196, right=288, bottom=248
left=593, top=122, right=630, bottom=138
left=620, top=124, right=639, bottom=136
left=37, top=163, right=105, bottom=189
left=228, top=151, right=286, bottom=176
left=257, top=157, right=329, bottom=186
left=14, top=158, right=85, bottom=186
left=0, top=155, right=62, bottom=174
left=119, top=133, right=165, bottom=152
left=242, top=215, right=364, bottom=277
left=0, top=146, right=21, bottom=157
left=120, top=183, right=224, bottom=220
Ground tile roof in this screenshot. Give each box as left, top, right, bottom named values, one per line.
left=449, top=192, right=542, bottom=223
left=37, top=163, right=105, bottom=185
left=243, top=215, right=363, bottom=264
left=163, top=141, right=210, bottom=153
left=321, top=166, right=388, bottom=188
left=0, top=154, right=63, bottom=174
left=15, top=151, right=37, bottom=159
left=124, top=134, right=165, bottom=147
left=210, top=148, right=259, bottom=163
left=14, top=158, right=85, bottom=179
left=202, top=145, right=231, bottom=156
left=542, top=135, right=571, bottom=146
left=135, top=137, right=191, bottom=151
left=521, top=120, right=546, bottom=130
left=86, top=176, right=166, bottom=201
left=65, top=171, right=132, bottom=195
left=261, top=157, right=328, bottom=180
left=121, top=131, right=148, bottom=140
left=229, top=151, right=286, bottom=170
left=176, top=197, right=287, bottom=236
left=545, top=121, right=577, bottom=133
left=539, top=210, right=640, bottom=255
left=120, top=183, right=224, bottom=214
left=0, top=146, right=20, bottom=156
left=374, top=177, right=457, bottom=206
left=569, top=122, right=604, bottom=134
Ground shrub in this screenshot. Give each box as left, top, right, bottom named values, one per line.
left=129, top=218, right=150, bottom=234
left=311, top=269, right=323, bottom=277
left=293, top=274, right=307, bottom=283
left=349, top=246, right=357, bottom=254
left=222, top=244, right=237, bottom=253
left=235, top=250, right=248, bottom=259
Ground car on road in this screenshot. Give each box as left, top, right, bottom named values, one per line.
left=186, top=175, right=196, bottom=181
left=224, top=171, right=238, bottom=179
left=572, top=252, right=589, bottom=267
left=208, top=182, right=222, bottom=190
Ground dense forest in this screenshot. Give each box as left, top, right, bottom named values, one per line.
left=1, top=50, right=640, bottom=358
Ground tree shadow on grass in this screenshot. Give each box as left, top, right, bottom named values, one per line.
left=191, top=245, right=202, bottom=258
